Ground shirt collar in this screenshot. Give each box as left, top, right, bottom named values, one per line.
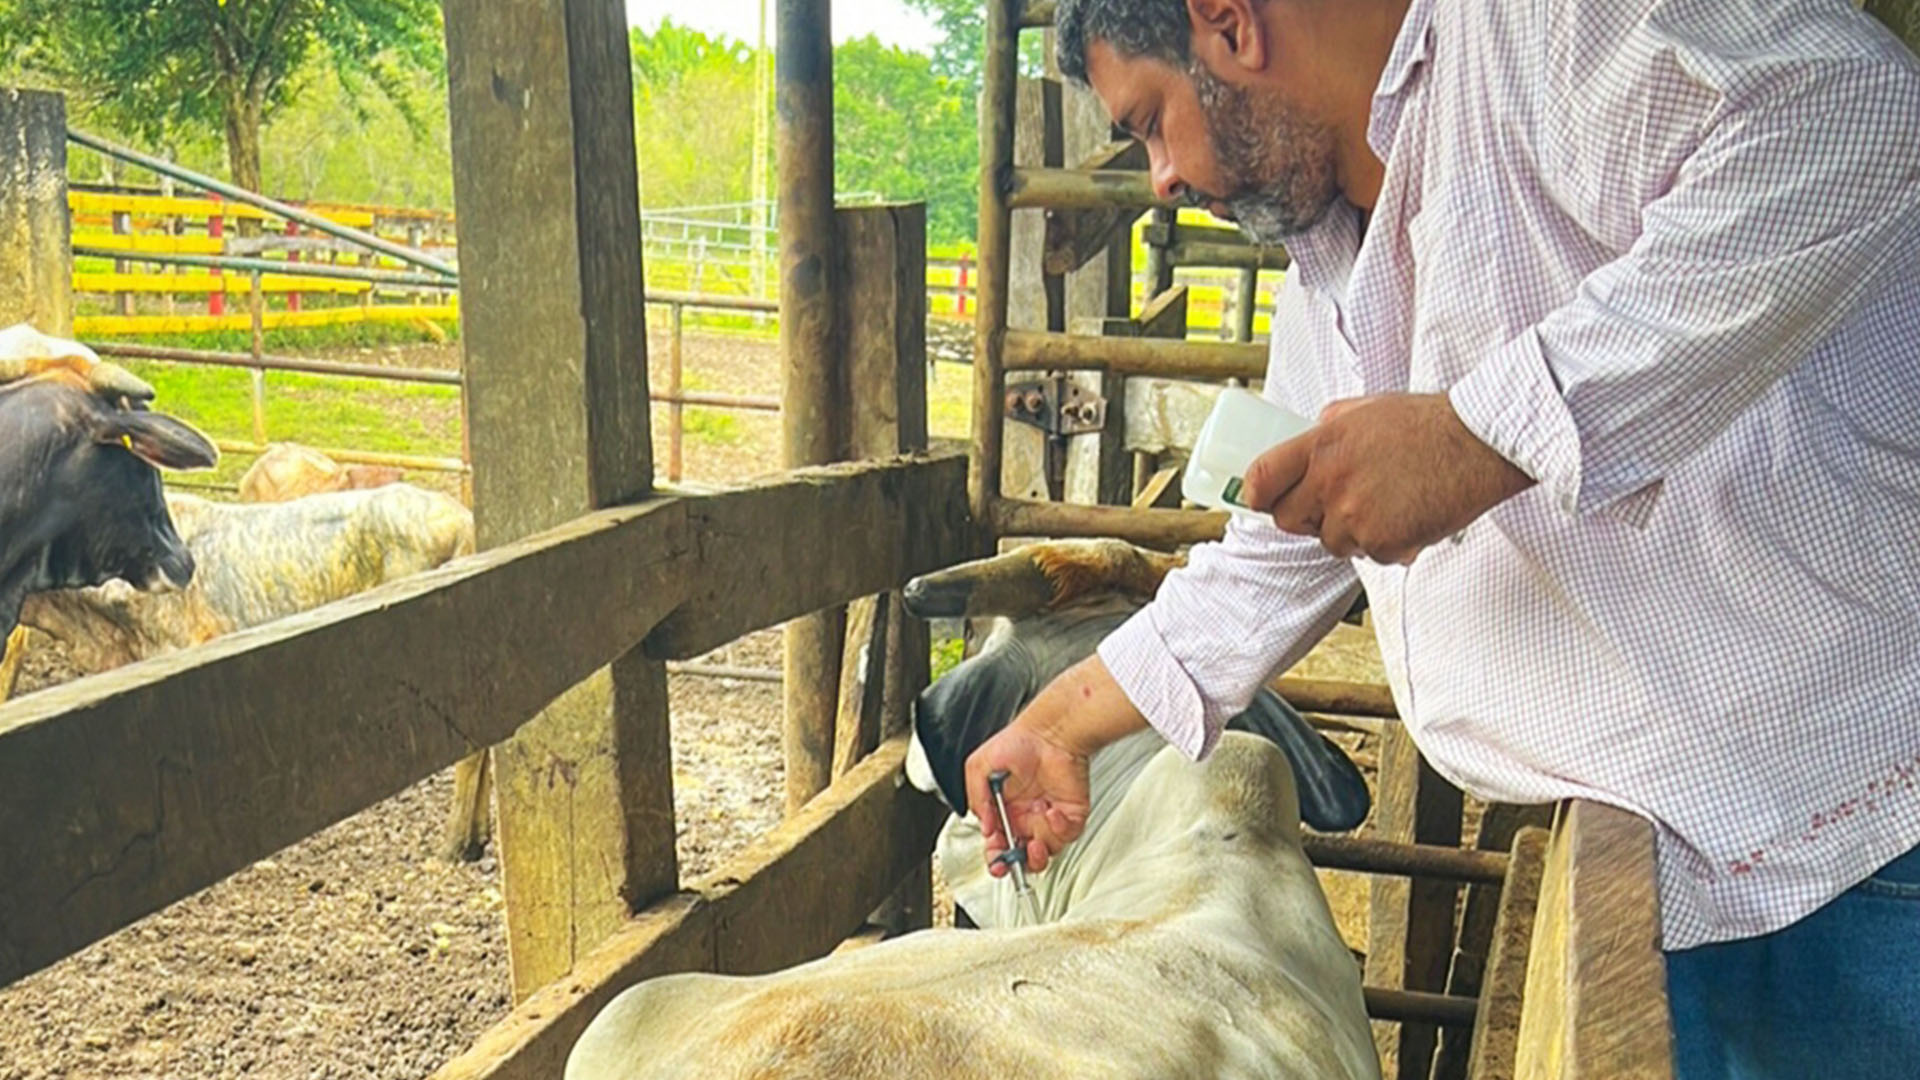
left=1367, top=0, right=1438, bottom=156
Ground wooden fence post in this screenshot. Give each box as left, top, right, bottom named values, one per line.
left=778, top=0, right=846, bottom=816
left=0, top=89, right=72, bottom=335
left=1365, top=722, right=1465, bottom=1080
left=444, top=0, right=675, bottom=1001
left=833, top=202, right=934, bottom=933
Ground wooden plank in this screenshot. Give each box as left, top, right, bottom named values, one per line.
left=1464, top=826, right=1549, bottom=1080
left=1513, top=801, right=1672, bottom=1080
left=644, top=452, right=972, bottom=660
left=428, top=895, right=715, bottom=1080
left=0, top=498, right=688, bottom=987
left=427, top=735, right=944, bottom=1080
left=447, top=0, right=664, bottom=998
left=67, top=190, right=378, bottom=226
left=1434, top=803, right=1555, bottom=1080
left=0, top=455, right=962, bottom=988
left=71, top=304, right=459, bottom=337
left=0, top=89, right=71, bottom=335
left=72, top=271, right=368, bottom=295
left=831, top=594, right=889, bottom=776
left=711, top=736, right=947, bottom=974
left=1366, top=724, right=1465, bottom=1080
left=69, top=231, right=226, bottom=255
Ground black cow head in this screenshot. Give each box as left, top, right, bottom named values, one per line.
left=907, top=548, right=1373, bottom=834
left=0, top=377, right=218, bottom=661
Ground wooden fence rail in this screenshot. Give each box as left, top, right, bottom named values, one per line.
left=0, top=451, right=970, bottom=987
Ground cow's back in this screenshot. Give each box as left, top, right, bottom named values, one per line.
left=569, top=737, right=1379, bottom=1080
left=20, top=485, right=473, bottom=670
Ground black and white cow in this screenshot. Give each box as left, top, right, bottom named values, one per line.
left=0, top=325, right=217, bottom=663
left=565, top=542, right=1381, bottom=1080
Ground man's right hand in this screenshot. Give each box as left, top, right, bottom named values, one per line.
left=963, top=655, right=1149, bottom=874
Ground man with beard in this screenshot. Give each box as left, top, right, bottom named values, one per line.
left=961, top=0, right=1920, bottom=1077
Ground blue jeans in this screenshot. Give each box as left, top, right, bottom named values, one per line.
left=1666, top=843, right=1920, bottom=1080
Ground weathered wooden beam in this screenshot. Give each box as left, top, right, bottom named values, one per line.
left=1513, top=801, right=1673, bottom=1079
left=1301, top=835, right=1508, bottom=886
left=644, top=453, right=972, bottom=660
left=0, top=455, right=968, bottom=987
left=445, top=0, right=667, bottom=997
left=0, top=89, right=72, bottom=334
left=1007, top=167, right=1164, bottom=210
left=1433, top=803, right=1557, bottom=1080
left=427, top=736, right=945, bottom=1080
left=1463, top=826, right=1550, bottom=1080
left=1277, top=676, right=1399, bottom=718
left=0, top=497, right=687, bottom=987
left=1042, top=141, right=1147, bottom=277
left=1004, top=328, right=1267, bottom=380
left=993, top=495, right=1227, bottom=549
left=1366, top=724, right=1465, bottom=1080
left=779, top=0, right=847, bottom=816
left=1018, top=0, right=1055, bottom=27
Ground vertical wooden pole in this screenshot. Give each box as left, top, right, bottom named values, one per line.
left=443, top=0, right=675, bottom=1001
left=113, top=210, right=135, bottom=317
left=778, top=0, right=846, bottom=815
left=1365, top=723, right=1465, bottom=1080
left=1233, top=266, right=1258, bottom=343
left=972, top=0, right=1019, bottom=539
left=668, top=302, right=685, bottom=484
left=208, top=197, right=225, bottom=318
left=249, top=268, right=268, bottom=445
left=0, top=89, right=72, bottom=336
left=834, top=202, right=933, bottom=935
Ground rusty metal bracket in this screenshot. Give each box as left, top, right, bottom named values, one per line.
left=1004, top=374, right=1106, bottom=438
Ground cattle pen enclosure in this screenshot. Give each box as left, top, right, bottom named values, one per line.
left=1, top=2, right=1671, bottom=1079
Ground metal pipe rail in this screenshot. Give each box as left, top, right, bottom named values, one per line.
left=1004, top=328, right=1267, bottom=380
left=89, top=341, right=462, bottom=385
left=1006, top=167, right=1163, bottom=211
left=68, top=129, right=460, bottom=278
left=995, top=495, right=1226, bottom=549
left=74, top=246, right=457, bottom=289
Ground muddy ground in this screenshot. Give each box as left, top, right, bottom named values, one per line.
left=0, top=326, right=1396, bottom=1079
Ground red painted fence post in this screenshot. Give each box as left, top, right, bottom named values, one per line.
left=207, top=194, right=225, bottom=317
left=286, top=220, right=301, bottom=312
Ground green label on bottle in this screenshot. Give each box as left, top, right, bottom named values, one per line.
left=1222, top=476, right=1245, bottom=508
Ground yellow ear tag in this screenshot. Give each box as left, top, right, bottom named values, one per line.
left=120, top=435, right=134, bottom=451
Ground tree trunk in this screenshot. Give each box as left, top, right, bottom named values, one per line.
left=223, top=82, right=266, bottom=236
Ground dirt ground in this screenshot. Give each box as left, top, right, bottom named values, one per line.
left=0, top=325, right=1399, bottom=1079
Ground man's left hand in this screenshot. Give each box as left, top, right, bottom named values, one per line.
left=1242, top=393, right=1534, bottom=564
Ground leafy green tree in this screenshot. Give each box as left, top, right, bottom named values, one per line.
left=833, top=36, right=976, bottom=243
left=0, top=0, right=443, bottom=196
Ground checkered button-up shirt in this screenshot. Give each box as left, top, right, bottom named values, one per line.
left=1098, top=0, right=1920, bottom=949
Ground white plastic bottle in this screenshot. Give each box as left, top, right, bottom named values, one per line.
left=1180, top=387, right=1314, bottom=516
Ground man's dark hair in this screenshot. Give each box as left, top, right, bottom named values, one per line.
left=1055, top=0, right=1195, bottom=85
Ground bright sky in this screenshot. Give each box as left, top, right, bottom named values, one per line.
left=623, top=0, right=942, bottom=51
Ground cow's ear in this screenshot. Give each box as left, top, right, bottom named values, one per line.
left=99, top=410, right=220, bottom=471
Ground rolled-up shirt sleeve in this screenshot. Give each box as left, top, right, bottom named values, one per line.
left=1451, top=12, right=1920, bottom=520
left=1098, top=514, right=1359, bottom=759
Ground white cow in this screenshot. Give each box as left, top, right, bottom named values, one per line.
left=567, top=728, right=1380, bottom=1080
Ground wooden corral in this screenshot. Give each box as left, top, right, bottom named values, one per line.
left=0, top=2, right=1686, bottom=1079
